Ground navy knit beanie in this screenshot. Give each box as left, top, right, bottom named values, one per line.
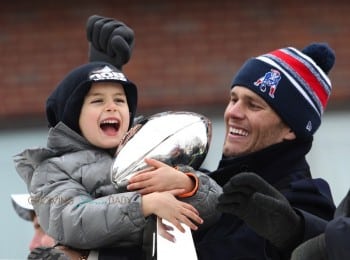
left=231, top=42, right=335, bottom=139
left=46, top=62, right=137, bottom=134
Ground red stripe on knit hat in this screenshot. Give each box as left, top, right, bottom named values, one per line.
left=269, top=49, right=328, bottom=108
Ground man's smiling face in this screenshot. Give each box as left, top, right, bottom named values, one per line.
left=222, top=86, right=295, bottom=157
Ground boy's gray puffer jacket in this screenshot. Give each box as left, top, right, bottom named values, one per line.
left=14, top=122, right=221, bottom=249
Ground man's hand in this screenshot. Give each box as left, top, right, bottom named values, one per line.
left=217, top=172, right=303, bottom=250
left=86, top=15, right=134, bottom=69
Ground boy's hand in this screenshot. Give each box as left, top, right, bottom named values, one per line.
left=127, top=158, right=193, bottom=194
left=157, top=217, right=176, bottom=242
left=142, top=191, right=203, bottom=233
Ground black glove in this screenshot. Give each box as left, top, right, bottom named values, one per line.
left=291, top=233, right=328, bottom=260
left=86, top=15, right=134, bottom=69
left=217, top=172, right=303, bottom=250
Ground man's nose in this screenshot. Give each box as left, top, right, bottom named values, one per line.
left=227, top=102, right=244, bottom=119
left=29, top=234, right=40, bottom=251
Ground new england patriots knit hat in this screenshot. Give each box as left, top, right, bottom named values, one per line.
left=231, top=42, right=335, bottom=139
left=46, top=62, right=137, bottom=134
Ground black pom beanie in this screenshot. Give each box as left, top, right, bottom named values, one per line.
left=46, top=62, right=137, bottom=134
left=231, top=42, right=335, bottom=139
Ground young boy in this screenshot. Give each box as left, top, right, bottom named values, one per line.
left=14, top=62, right=221, bottom=258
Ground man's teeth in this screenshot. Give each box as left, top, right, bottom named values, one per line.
left=230, top=127, right=248, bottom=136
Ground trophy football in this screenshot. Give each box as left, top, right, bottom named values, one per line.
left=111, top=111, right=212, bottom=191
left=110, top=111, right=212, bottom=260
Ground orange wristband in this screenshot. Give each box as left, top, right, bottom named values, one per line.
left=178, top=172, right=199, bottom=198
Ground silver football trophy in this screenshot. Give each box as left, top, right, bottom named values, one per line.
left=110, top=111, right=211, bottom=260
left=111, top=111, right=212, bottom=191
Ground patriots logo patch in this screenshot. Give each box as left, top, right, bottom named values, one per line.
left=254, top=69, right=281, bottom=98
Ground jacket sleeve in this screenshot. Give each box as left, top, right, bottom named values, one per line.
left=297, top=209, right=329, bottom=242
left=264, top=178, right=335, bottom=259
left=180, top=170, right=222, bottom=230
left=334, top=189, right=350, bottom=218
left=30, top=156, right=147, bottom=249
left=325, top=216, right=350, bottom=259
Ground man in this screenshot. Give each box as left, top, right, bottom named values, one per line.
left=193, top=43, right=336, bottom=259
left=12, top=194, right=89, bottom=259
left=11, top=194, right=55, bottom=251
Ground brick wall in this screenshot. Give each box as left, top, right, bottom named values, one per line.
left=1, top=0, right=349, bottom=127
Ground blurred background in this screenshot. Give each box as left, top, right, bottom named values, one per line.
left=1, top=1, right=350, bottom=258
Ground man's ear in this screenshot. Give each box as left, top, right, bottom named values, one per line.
left=284, top=129, right=296, bottom=140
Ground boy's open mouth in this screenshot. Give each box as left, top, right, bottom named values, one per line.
left=100, top=119, right=120, bottom=135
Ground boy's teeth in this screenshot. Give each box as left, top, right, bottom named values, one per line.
left=102, top=120, right=117, bottom=124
